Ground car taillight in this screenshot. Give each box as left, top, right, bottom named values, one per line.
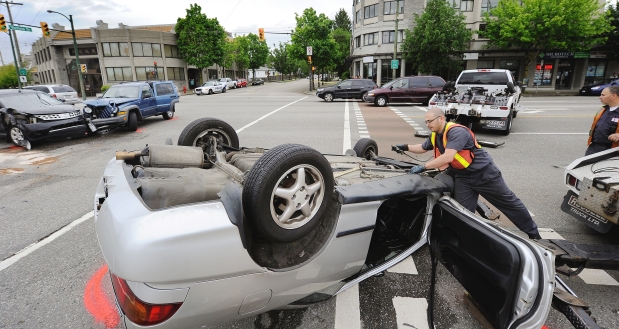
left=499, top=106, right=508, bottom=110
left=430, top=102, right=436, bottom=105
left=566, top=174, right=581, bottom=190
left=52, top=94, right=57, bottom=98
left=110, top=273, right=182, bottom=326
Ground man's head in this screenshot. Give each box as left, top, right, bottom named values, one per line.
left=600, top=86, right=619, bottom=107
left=425, top=107, right=446, bottom=133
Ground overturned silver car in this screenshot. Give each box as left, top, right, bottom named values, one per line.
left=94, top=118, right=558, bottom=328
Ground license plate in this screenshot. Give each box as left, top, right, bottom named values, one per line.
left=485, top=119, right=506, bottom=128
left=560, top=190, right=614, bottom=233
left=88, top=122, right=97, bottom=132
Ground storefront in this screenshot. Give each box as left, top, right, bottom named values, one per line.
left=585, top=52, right=610, bottom=86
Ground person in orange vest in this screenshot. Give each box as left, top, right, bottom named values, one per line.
left=393, top=107, right=541, bottom=239
left=585, top=86, right=619, bottom=156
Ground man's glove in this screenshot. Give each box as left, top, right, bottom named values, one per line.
left=409, top=165, right=426, bottom=174
left=393, top=144, right=409, bottom=152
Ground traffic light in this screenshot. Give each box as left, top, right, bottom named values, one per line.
left=0, top=15, right=6, bottom=32
left=258, top=28, right=265, bottom=42
left=312, top=66, right=315, bottom=71
left=40, top=21, right=50, bottom=37
left=307, top=55, right=312, bottom=64
left=80, top=64, right=87, bottom=73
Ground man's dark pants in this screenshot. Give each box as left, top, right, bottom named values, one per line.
left=585, top=142, right=610, bottom=156
left=453, top=163, right=540, bottom=237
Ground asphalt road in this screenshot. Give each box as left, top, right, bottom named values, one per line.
left=1, top=80, right=618, bottom=329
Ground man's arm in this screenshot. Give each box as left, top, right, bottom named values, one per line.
left=408, top=144, right=429, bottom=154
left=424, top=148, right=457, bottom=170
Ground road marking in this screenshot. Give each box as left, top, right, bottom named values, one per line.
left=415, top=106, right=428, bottom=112
left=335, top=284, right=361, bottom=329
left=518, top=111, right=543, bottom=114
left=393, top=297, right=429, bottom=329
left=537, top=228, right=619, bottom=286
left=510, top=133, right=588, bottom=135
left=343, top=101, right=351, bottom=154
left=387, top=256, right=418, bottom=275
left=84, top=264, right=120, bottom=328
left=0, top=211, right=94, bottom=272
left=236, top=96, right=308, bottom=133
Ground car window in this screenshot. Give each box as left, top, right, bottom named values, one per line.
left=102, top=86, right=140, bottom=98
left=0, top=92, right=63, bottom=110
left=458, top=72, right=508, bottom=85
left=52, top=85, right=77, bottom=93
left=429, top=77, right=445, bottom=87
left=141, top=85, right=151, bottom=97
left=155, top=83, right=174, bottom=95
left=365, top=80, right=376, bottom=87
left=393, top=79, right=409, bottom=88
left=352, top=81, right=365, bottom=87
left=203, top=82, right=214, bottom=86
left=29, top=86, right=50, bottom=93
left=338, top=80, right=353, bottom=88
left=410, top=77, right=429, bottom=88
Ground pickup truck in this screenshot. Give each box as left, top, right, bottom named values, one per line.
left=429, top=69, right=522, bottom=135
left=82, top=81, right=179, bottom=132
left=219, top=78, right=237, bottom=90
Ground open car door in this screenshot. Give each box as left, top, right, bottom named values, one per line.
left=430, top=197, right=555, bottom=329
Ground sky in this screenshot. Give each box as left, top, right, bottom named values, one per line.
left=0, top=0, right=354, bottom=66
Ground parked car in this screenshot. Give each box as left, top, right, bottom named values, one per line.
left=82, top=81, right=179, bottom=132
left=0, top=89, right=89, bottom=149
left=194, top=81, right=225, bottom=95
left=24, top=84, right=80, bottom=104
left=251, top=78, right=264, bottom=85
left=95, top=118, right=562, bottom=329
left=365, top=76, right=446, bottom=106
left=579, top=78, right=619, bottom=96
left=219, top=78, right=237, bottom=89
left=235, top=79, right=248, bottom=88
left=316, top=79, right=377, bottom=102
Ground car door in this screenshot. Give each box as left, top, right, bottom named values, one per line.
left=139, top=85, right=157, bottom=117
left=334, top=80, right=353, bottom=98
left=350, top=80, right=365, bottom=99
left=153, top=82, right=177, bottom=113
left=430, top=197, right=554, bottom=329
left=389, top=78, right=410, bottom=103
left=409, top=77, right=429, bottom=103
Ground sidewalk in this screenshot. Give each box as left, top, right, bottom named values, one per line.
left=520, top=87, right=580, bottom=97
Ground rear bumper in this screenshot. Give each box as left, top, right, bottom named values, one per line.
left=20, top=117, right=89, bottom=141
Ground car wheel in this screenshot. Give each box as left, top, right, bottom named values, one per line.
left=163, top=105, right=174, bottom=120
left=353, top=138, right=378, bottom=160
left=208, top=89, right=213, bottom=95
left=324, top=93, right=334, bottom=102
left=499, top=111, right=513, bottom=136
left=422, top=96, right=431, bottom=106
left=242, top=144, right=334, bottom=243
left=512, top=109, right=518, bottom=118
left=9, top=125, right=31, bottom=150
left=127, top=111, right=138, bottom=131
left=177, top=117, right=239, bottom=148
left=361, top=91, right=368, bottom=101
left=375, top=96, right=387, bottom=107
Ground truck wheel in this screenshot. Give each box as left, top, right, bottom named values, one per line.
left=242, top=144, right=334, bottom=243
left=127, top=112, right=138, bottom=131
left=375, top=96, right=388, bottom=107
left=499, top=111, right=513, bottom=136
left=162, top=105, right=175, bottom=120
left=353, top=138, right=378, bottom=160
left=177, top=117, right=239, bottom=148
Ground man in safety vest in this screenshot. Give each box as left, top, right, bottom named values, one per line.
left=393, top=107, right=541, bottom=239
left=586, top=86, right=619, bottom=156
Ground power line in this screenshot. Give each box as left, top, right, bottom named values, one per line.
left=223, top=0, right=242, bottom=25
left=28, top=0, right=49, bottom=25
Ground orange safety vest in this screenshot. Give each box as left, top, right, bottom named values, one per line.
left=588, top=106, right=619, bottom=147
left=431, top=122, right=482, bottom=170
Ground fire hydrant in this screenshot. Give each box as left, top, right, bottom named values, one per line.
left=183, top=86, right=187, bottom=94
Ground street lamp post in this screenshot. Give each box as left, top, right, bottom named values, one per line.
left=47, top=10, right=87, bottom=101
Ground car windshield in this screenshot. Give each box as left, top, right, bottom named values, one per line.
left=203, top=82, right=215, bottom=86
left=0, top=92, right=63, bottom=110
left=381, top=80, right=398, bottom=88
left=52, top=85, right=76, bottom=93
left=458, top=72, right=509, bottom=85
left=102, top=86, right=140, bottom=98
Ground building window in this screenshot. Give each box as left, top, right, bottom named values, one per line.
left=355, top=36, right=361, bottom=48
left=482, top=0, right=499, bottom=13
left=133, top=43, right=163, bottom=57
left=102, top=43, right=129, bottom=57
left=364, top=32, right=378, bottom=45
left=164, top=45, right=180, bottom=58
left=356, top=10, right=361, bottom=23
left=135, top=66, right=164, bottom=80
left=166, top=67, right=185, bottom=80
left=476, top=60, right=494, bottom=69
left=534, top=62, right=554, bottom=86
left=384, top=1, right=404, bottom=15
left=382, top=30, right=404, bottom=44
left=364, top=4, right=377, bottom=19
left=452, top=0, right=473, bottom=12
left=106, top=67, right=133, bottom=81
left=46, top=48, right=51, bottom=61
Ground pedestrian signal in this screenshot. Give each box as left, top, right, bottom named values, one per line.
left=40, top=22, right=50, bottom=37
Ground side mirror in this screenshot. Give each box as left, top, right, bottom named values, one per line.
left=390, top=86, right=393, bottom=90
left=337, top=86, right=341, bottom=89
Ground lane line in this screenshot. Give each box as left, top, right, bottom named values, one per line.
left=393, top=297, right=429, bottom=329
left=415, top=106, right=428, bottom=112
left=343, top=100, right=351, bottom=154
left=335, top=284, right=361, bottom=329
left=236, top=96, right=308, bottom=133
left=387, top=256, right=418, bottom=275
left=0, top=211, right=94, bottom=272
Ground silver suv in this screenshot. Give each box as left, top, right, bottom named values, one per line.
left=24, top=84, right=80, bottom=104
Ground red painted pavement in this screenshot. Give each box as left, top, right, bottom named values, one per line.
left=84, top=265, right=120, bottom=328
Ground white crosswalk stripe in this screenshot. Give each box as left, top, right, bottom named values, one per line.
left=389, top=106, right=428, bottom=133
left=387, top=256, right=419, bottom=275
left=353, top=102, right=370, bottom=139
left=393, top=297, right=430, bottom=329
left=335, top=284, right=361, bottom=329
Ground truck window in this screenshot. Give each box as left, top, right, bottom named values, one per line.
left=155, top=83, right=174, bottom=95
left=458, top=72, right=508, bottom=85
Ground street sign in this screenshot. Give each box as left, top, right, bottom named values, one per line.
left=391, top=59, right=399, bottom=69
left=306, top=46, right=312, bottom=56
left=19, top=68, right=26, bottom=75
left=19, top=76, right=27, bottom=83
left=9, top=25, right=32, bottom=32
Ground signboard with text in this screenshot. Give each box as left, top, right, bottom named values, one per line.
left=391, top=59, right=399, bottom=69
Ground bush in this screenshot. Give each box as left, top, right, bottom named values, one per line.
left=341, top=71, right=350, bottom=80
left=101, top=85, right=110, bottom=92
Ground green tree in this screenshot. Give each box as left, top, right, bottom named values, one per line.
left=401, top=0, right=472, bottom=75
left=231, top=35, right=250, bottom=78
left=601, top=4, right=618, bottom=60
left=480, top=0, right=612, bottom=80
left=246, top=33, right=269, bottom=80
left=331, top=28, right=351, bottom=77
left=219, top=39, right=235, bottom=77
left=0, top=65, right=20, bottom=88
left=175, top=4, right=227, bottom=73
left=271, top=43, right=298, bottom=79
left=334, top=8, right=352, bottom=31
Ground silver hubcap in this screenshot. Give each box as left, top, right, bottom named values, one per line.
left=377, top=97, right=386, bottom=106
left=10, top=127, right=25, bottom=143
left=270, top=165, right=325, bottom=229
left=325, top=94, right=333, bottom=102
left=167, top=110, right=173, bottom=117
left=193, top=128, right=231, bottom=147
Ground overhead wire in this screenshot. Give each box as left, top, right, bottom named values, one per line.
left=223, top=0, right=242, bottom=25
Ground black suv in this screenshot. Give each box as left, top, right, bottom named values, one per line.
left=316, top=79, right=377, bottom=102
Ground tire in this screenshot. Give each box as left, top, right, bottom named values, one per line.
left=177, top=117, right=239, bottom=148
left=242, top=144, right=334, bottom=243
left=499, top=111, right=513, bottom=136
left=127, top=111, right=138, bottom=131
left=512, top=109, right=518, bottom=118
left=353, top=138, right=378, bottom=160
left=361, top=91, right=368, bottom=101
left=323, top=93, right=334, bottom=102
left=162, top=105, right=174, bottom=120
left=375, top=96, right=388, bottom=107
left=208, top=89, right=213, bottom=95
left=422, top=96, right=431, bottom=106
left=8, top=125, right=31, bottom=149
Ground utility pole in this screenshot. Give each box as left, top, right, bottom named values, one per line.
left=392, top=0, right=400, bottom=80
left=3, top=1, right=23, bottom=65
left=0, top=50, right=4, bottom=65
